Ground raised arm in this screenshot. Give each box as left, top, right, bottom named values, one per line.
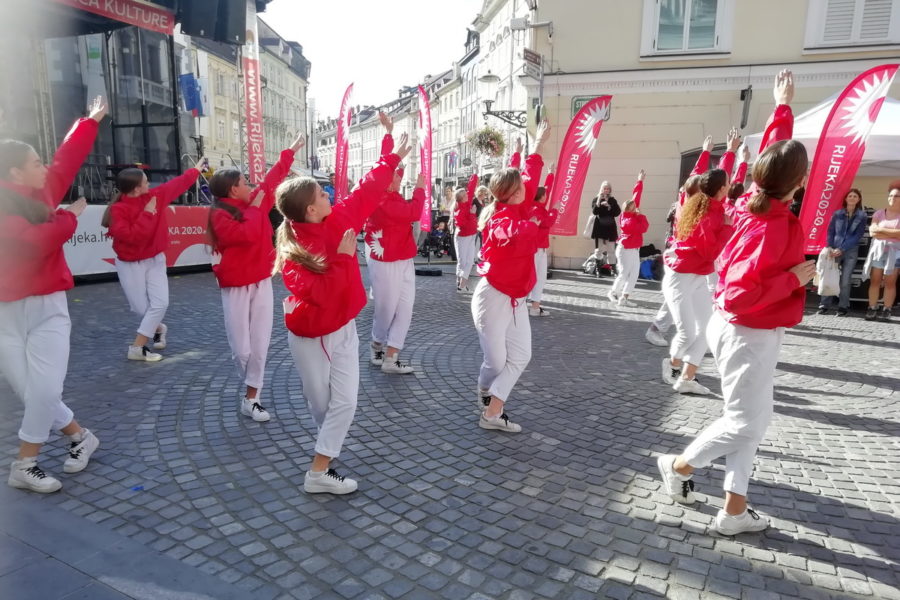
left=508, top=137, right=523, bottom=169
left=336, top=133, right=410, bottom=231
left=757, top=70, right=795, bottom=153
left=44, top=96, right=106, bottom=206
left=632, top=170, right=645, bottom=208
left=379, top=111, right=394, bottom=156
left=151, top=167, right=202, bottom=208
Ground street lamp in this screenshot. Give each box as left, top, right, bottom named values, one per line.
left=478, top=71, right=527, bottom=129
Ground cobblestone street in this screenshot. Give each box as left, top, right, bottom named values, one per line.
left=1, top=265, right=898, bottom=600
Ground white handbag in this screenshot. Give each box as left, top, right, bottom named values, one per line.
left=582, top=214, right=597, bottom=238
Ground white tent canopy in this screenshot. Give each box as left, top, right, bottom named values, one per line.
left=744, top=95, right=900, bottom=177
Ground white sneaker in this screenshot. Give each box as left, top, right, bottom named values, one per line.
left=304, top=468, right=358, bottom=494
left=606, top=290, right=618, bottom=303
left=673, top=378, right=711, bottom=395
left=381, top=358, right=414, bottom=374
left=479, top=411, right=522, bottom=433
left=715, top=508, right=769, bottom=535
left=370, top=344, right=384, bottom=366
left=241, top=398, right=271, bottom=422
left=617, top=297, right=634, bottom=308
left=661, top=357, right=681, bottom=384
left=128, top=345, right=162, bottom=362
left=8, top=459, right=62, bottom=493
left=528, top=306, right=540, bottom=317
left=63, top=429, right=99, bottom=473
left=645, top=327, right=668, bottom=347
left=656, top=454, right=696, bottom=504
left=152, top=323, right=168, bottom=350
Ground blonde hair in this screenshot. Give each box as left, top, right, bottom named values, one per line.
left=676, top=169, right=727, bottom=241
left=478, top=168, right=522, bottom=231
left=272, top=177, right=327, bottom=274
left=475, top=185, right=489, bottom=198
left=622, top=199, right=637, bottom=213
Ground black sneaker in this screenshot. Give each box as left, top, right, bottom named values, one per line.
left=836, top=308, right=848, bottom=317
left=865, top=307, right=878, bottom=321
left=816, top=306, right=828, bottom=315
left=880, top=307, right=893, bottom=321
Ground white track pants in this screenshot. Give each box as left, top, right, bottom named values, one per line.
left=221, top=278, right=273, bottom=391
left=530, top=248, right=548, bottom=302
left=652, top=301, right=673, bottom=333
left=115, top=252, right=168, bottom=338
left=455, top=234, right=477, bottom=281
left=681, top=310, right=784, bottom=496
left=611, top=246, right=640, bottom=297
left=368, top=258, right=415, bottom=350
left=471, top=279, right=531, bottom=402
left=0, top=292, right=75, bottom=444
left=663, top=267, right=712, bottom=366
left=288, top=320, right=359, bottom=459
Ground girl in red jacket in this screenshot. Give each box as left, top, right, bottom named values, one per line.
left=608, top=171, right=649, bottom=308
left=103, top=157, right=205, bottom=361
left=527, top=167, right=557, bottom=317
left=472, top=120, right=550, bottom=433
left=453, top=174, right=479, bottom=293
left=364, top=113, right=425, bottom=374
left=207, top=133, right=304, bottom=423
left=275, top=135, right=411, bottom=494
left=661, top=168, right=733, bottom=395
left=0, top=97, right=106, bottom=493
left=658, top=70, right=815, bottom=535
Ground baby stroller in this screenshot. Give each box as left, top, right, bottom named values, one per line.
left=418, top=216, right=453, bottom=259
left=581, top=249, right=615, bottom=278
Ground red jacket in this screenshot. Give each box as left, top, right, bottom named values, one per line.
left=0, top=118, right=98, bottom=301
left=210, top=149, right=295, bottom=288
left=108, top=169, right=200, bottom=262
left=454, top=174, right=478, bottom=237
left=664, top=198, right=733, bottom=275
left=478, top=201, right=540, bottom=299
left=619, top=212, right=649, bottom=250
left=478, top=153, right=543, bottom=298
left=717, top=151, right=736, bottom=181
left=530, top=172, right=558, bottom=250
left=732, top=161, right=748, bottom=185
left=283, top=153, right=400, bottom=338
left=364, top=187, right=425, bottom=261
left=715, top=199, right=805, bottom=329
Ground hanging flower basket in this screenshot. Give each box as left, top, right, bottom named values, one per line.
left=467, top=126, right=506, bottom=158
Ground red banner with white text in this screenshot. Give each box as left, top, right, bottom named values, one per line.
left=549, top=95, right=612, bottom=236
left=799, top=64, right=898, bottom=254
left=335, top=83, right=354, bottom=203
left=242, top=1, right=265, bottom=183
left=417, top=85, right=433, bottom=232
left=52, top=0, right=175, bottom=34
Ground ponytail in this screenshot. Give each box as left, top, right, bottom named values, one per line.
left=206, top=199, right=244, bottom=250
left=273, top=219, right=326, bottom=274
left=272, top=176, right=327, bottom=274
left=102, top=167, right=147, bottom=229
left=748, top=140, right=809, bottom=215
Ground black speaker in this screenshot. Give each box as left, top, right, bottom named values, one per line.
left=215, top=0, right=246, bottom=45
left=178, top=0, right=219, bottom=39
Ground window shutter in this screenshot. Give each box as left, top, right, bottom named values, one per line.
left=860, top=0, right=893, bottom=40
left=823, top=0, right=856, bottom=43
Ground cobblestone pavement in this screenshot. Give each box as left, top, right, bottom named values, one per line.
left=1, top=265, right=898, bottom=600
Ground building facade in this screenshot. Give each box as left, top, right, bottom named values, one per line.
left=525, top=0, right=900, bottom=267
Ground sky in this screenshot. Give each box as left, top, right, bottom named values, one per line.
left=261, top=0, right=483, bottom=121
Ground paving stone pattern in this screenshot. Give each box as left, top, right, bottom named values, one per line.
left=0, top=266, right=898, bottom=599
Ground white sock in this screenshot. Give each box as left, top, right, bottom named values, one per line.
left=69, top=430, right=86, bottom=443
left=307, top=469, right=325, bottom=477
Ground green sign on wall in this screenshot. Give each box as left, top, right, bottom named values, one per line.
left=572, top=96, right=602, bottom=118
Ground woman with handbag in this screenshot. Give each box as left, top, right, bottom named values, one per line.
left=817, top=188, right=866, bottom=316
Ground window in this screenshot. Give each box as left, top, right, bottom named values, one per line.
left=805, top=0, right=900, bottom=49
left=217, top=118, right=226, bottom=140
left=232, top=121, right=239, bottom=144
left=640, top=0, right=734, bottom=57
